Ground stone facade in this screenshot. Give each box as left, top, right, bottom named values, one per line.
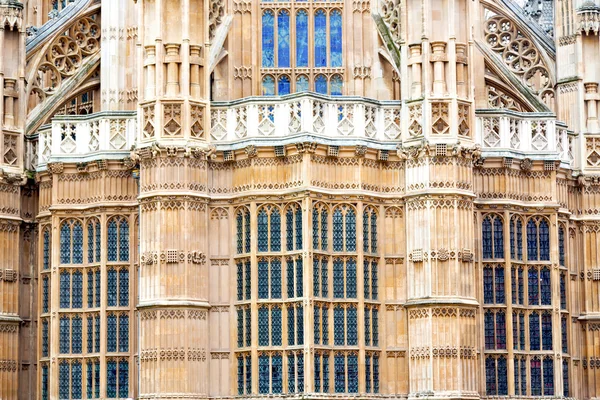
left=1, top=0, right=600, bottom=398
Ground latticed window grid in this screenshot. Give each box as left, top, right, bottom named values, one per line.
left=107, top=216, right=129, bottom=262
left=258, top=353, right=283, bottom=394
left=333, top=352, right=358, bottom=393
left=236, top=306, right=252, bottom=348
left=483, top=264, right=505, bottom=305
left=287, top=302, right=304, bottom=346
left=528, top=310, right=553, bottom=351
left=59, top=360, right=83, bottom=400
left=42, top=364, right=49, bottom=400
left=237, top=353, right=252, bottom=395
left=314, top=351, right=330, bottom=393
left=484, top=309, right=506, bottom=350
left=514, top=356, right=527, bottom=396
left=559, top=224, right=566, bottom=266
left=286, top=257, right=303, bottom=298
left=106, top=312, right=129, bottom=353
left=42, top=275, right=50, bottom=313
left=313, top=257, right=328, bottom=297
left=236, top=208, right=251, bottom=254
left=86, top=360, right=101, bottom=399
left=312, top=204, right=328, bottom=251
left=43, top=227, right=51, bottom=270
left=313, top=302, right=329, bottom=345
left=107, top=267, right=129, bottom=307
left=258, top=305, right=283, bottom=346
left=106, top=358, right=129, bottom=398
left=528, top=266, right=552, bottom=306
left=236, top=259, right=252, bottom=301
left=512, top=311, right=526, bottom=351
left=333, top=257, right=356, bottom=298
left=511, top=266, right=524, bottom=305
left=363, top=207, right=378, bottom=254
left=87, top=314, right=101, bottom=353
left=363, top=258, right=378, bottom=300
left=287, top=352, right=304, bottom=393
left=257, top=205, right=282, bottom=252
left=286, top=203, right=303, bottom=251
left=87, top=219, right=101, bottom=263
left=510, top=216, right=524, bottom=260
left=333, top=304, right=357, bottom=346
left=526, top=216, right=551, bottom=261
left=560, top=272, right=568, bottom=309
left=41, top=318, right=49, bottom=357
left=59, top=314, right=83, bottom=354
left=482, top=214, right=504, bottom=259
left=87, top=269, right=101, bottom=308
left=364, top=305, right=379, bottom=347
left=485, top=355, right=508, bottom=395
left=258, top=258, right=282, bottom=299
left=60, top=219, right=84, bottom=264
left=530, top=356, right=554, bottom=396
left=60, top=270, right=83, bottom=309
left=365, top=352, right=380, bottom=393
left=332, top=205, right=356, bottom=252
left=562, top=315, right=569, bottom=353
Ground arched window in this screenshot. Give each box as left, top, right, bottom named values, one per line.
left=330, top=74, right=343, bottom=95
left=559, top=224, right=565, bottom=266
left=286, top=204, right=302, bottom=251
left=296, top=10, right=308, bottom=67
left=277, top=10, right=290, bottom=67
left=315, top=75, right=328, bottom=94
left=485, top=356, right=508, bottom=395
left=330, top=9, right=342, bottom=67
left=262, top=10, right=275, bottom=67
left=484, top=310, right=505, bottom=350
left=107, top=217, right=129, bottom=262
left=313, top=203, right=329, bottom=251
left=314, top=9, right=327, bottom=67
left=262, top=75, right=275, bottom=96
left=543, top=357, right=554, bottom=396
left=541, top=311, right=553, bottom=350
left=257, top=205, right=281, bottom=252
left=333, top=257, right=356, bottom=298
left=296, top=75, right=309, bottom=92
left=529, top=311, right=540, bottom=350
left=43, top=227, right=51, bottom=270
left=236, top=208, right=251, bottom=254
left=563, top=360, right=569, bottom=397
left=483, top=264, right=505, bottom=304
left=278, top=75, right=291, bottom=95
left=527, top=216, right=550, bottom=261
left=87, top=218, right=101, bottom=263
left=363, top=207, right=377, bottom=253
left=332, top=205, right=356, bottom=252
left=60, top=219, right=83, bottom=264
left=258, top=258, right=282, bottom=299
left=482, top=215, right=504, bottom=259
left=510, top=216, right=523, bottom=260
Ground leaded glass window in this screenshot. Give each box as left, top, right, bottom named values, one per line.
left=237, top=353, right=252, bottom=395
left=72, top=315, right=82, bottom=353
left=333, top=305, right=357, bottom=346
left=363, top=207, right=378, bottom=253
left=262, top=10, right=275, bottom=67
left=514, top=356, right=527, bottom=396
left=296, top=10, right=308, bottom=67
left=364, top=306, right=379, bottom=346
left=42, top=319, right=49, bottom=357
left=72, top=361, right=82, bottom=398
left=314, top=352, right=330, bottom=393
left=483, top=264, right=504, bottom=304
left=42, top=364, right=49, bottom=400
left=60, top=271, right=71, bottom=308
left=563, top=360, right=569, bottom=397
left=542, top=311, right=552, bottom=350
left=510, top=216, right=523, bottom=260
left=42, top=275, right=49, bottom=313
left=511, top=266, right=524, bottom=305
left=59, top=361, right=70, bottom=399
left=119, top=360, right=129, bottom=397
left=559, top=225, right=566, bottom=265
left=562, top=315, right=568, bottom=353
left=334, top=353, right=358, bottom=393
left=560, top=272, right=567, bottom=309
left=316, top=74, right=327, bottom=94
left=236, top=208, right=251, bottom=254
left=530, top=311, right=540, bottom=350
left=277, top=10, right=290, bottom=67
left=258, top=354, right=283, bottom=394
left=43, top=228, right=51, bottom=270
left=107, top=217, right=129, bottom=262
left=107, top=314, right=117, bottom=352
left=482, top=215, right=504, bottom=259
left=107, top=360, right=117, bottom=398
left=485, top=356, right=508, bottom=395
left=542, top=357, right=554, bottom=395
left=333, top=257, right=356, bottom=298
left=119, top=268, right=129, bottom=306
left=484, top=310, right=505, bottom=350
left=288, top=353, right=304, bottom=393
left=364, top=259, right=378, bottom=300
left=60, top=219, right=84, bottom=264
left=313, top=204, right=328, bottom=251
left=72, top=271, right=83, bottom=308
left=257, top=205, right=281, bottom=252
left=332, top=205, right=356, bottom=252
left=119, top=314, right=129, bottom=352
left=108, top=268, right=117, bottom=306
left=527, top=216, right=550, bottom=261
left=87, top=219, right=101, bottom=263
left=330, top=9, right=342, bottom=67
left=313, top=258, right=328, bottom=297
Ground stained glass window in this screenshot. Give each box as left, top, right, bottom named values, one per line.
left=43, top=228, right=50, bottom=270
left=73, top=222, right=83, bottom=263
left=330, top=9, right=342, bottom=66
left=43, top=275, right=49, bottom=313
left=510, top=216, right=523, bottom=260
left=484, top=311, right=494, bottom=350
left=560, top=272, right=567, bottom=309
left=297, top=75, right=309, bottom=92
left=95, top=315, right=100, bottom=352
left=60, top=316, right=70, bottom=353
left=60, top=271, right=71, bottom=308
left=278, top=75, right=291, bottom=95
left=87, top=271, right=94, bottom=307
left=528, top=268, right=539, bottom=305
left=237, top=309, right=244, bottom=347
left=330, top=75, right=343, bottom=96
left=262, top=75, right=275, bottom=96
left=483, top=215, right=503, bottom=259
left=59, top=361, right=70, bottom=398
left=237, top=357, right=244, bottom=395
left=562, top=316, right=568, bottom=353
left=483, top=266, right=493, bottom=304
left=559, top=226, right=565, bottom=265
left=543, top=357, right=554, bottom=395
left=316, top=75, right=327, bottom=94
left=108, top=268, right=117, bottom=306
left=60, top=222, right=71, bottom=264
left=346, top=259, right=356, bottom=297
left=119, top=220, right=129, bottom=261
left=259, top=307, right=269, bottom=346
left=495, top=266, right=505, bottom=304
left=482, top=217, right=492, bottom=258
left=119, top=314, right=129, bottom=352
left=541, top=267, right=551, bottom=305
left=107, top=360, right=117, bottom=397
left=72, top=315, right=82, bottom=353
left=108, top=219, right=118, bottom=261
left=530, top=312, right=540, bottom=350
left=42, top=364, right=49, bottom=400
left=72, top=271, right=83, bottom=308
left=295, top=10, right=308, bottom=67
left=347, top=307, right=357, bottom=345
left=314, top=9, right=327, bottom=67
left=278, top=10, right=290, bottom=67
left=87, top=316, right=93, bottom=353
left=262, top=10, right=275, bottom=67
left=334, top=354, right=344, bottom=393
left=42, top=319, right=49, bottom=357
left=563, top=360, right=569, bottom=397
left=107, top=314, right=117, bottom=352
left=527, top=219, right=538, bottom=260
left=539, top=219, right=550, bottom=260
left=119, top=268, right=129, bottom=306
left=542, top=311, right=552, bottom=350
left=245, top=309, right=251, bottom=347
left=245, top=261, right=251, bottom=300
left=72, top=361, right=82, bottom=398
left=496, top=311, right=506, bottom=349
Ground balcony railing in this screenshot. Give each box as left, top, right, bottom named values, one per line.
left=37, top=111, right=136, bottom=169
left=210, top=94, right=403, bottom=142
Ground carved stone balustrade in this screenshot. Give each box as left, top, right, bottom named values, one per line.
left=36, top=111, right=136, bottom=169
left=210, top=93, right=403, bottom=143
left=476, top=110, right=574, bottom=165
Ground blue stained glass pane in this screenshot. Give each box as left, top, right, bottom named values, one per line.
left=347, top=307, right=357, bottom=345
left=237, top=309, right=243, bottom=347
left=278, top=76, right=291, bottom=95
left=511, top=268, right=517, bottom=305
left=364, top=261, right=370, bottom=299
left=530, top=312, right=540, bottom=350
left=87, top=362, right=93, bottom=398
left=321, top=210, right=328, bottom=250
left=272, top=308, right=282, bottom=345
left=495, top=267, right=505, bottom=304
left=258, top=261, right=269, bottom=299
left=60, top=317, right=70, bottom=353
left=245, top=309, right=251, bottom=347
left=493, top=218, right=504, bottom=258
left=287, top=209, right=294, bottom=251
left=562, top=316, right=568, bottom=353
left=559, top=227, right=565, bottom=265
left=87, top=316, right=93, bottom=353
left=513, top=312, right=518, bottom=350
left=287, top=260, right=295, bottom=298
left=59, top=362, right=70, bottom=398
left=288, top=306, right=295, bottom=345
left=516, top=219, right=523, bottom=259
left=60, top=223, right=71, bottom=264
left=527, top=220, right=538, bottom=260
left=95, top=316, right=100, bottom=352
left=237, top=213, right=243, bottom=254
left=42, top=320, right=49, bottom=357
left=95, top=223, right=100, bottom=262
left=322, top=307, right=329, bottom=344
left=483, top=267, right=493, bottom=304
left=245, top=356, right=251, bottom=394
left=60, top=271, right=71, bottom=308
left=296, top=208, right=302, bottom=249
left=346, top=260, right=356, bottom=298
left=334, top=307, right=344, bottom=345
left=258, top=308, right=269, bottom=346
left=107, top=314, right=117, bottom=352
left=245, top=213, right=251, bottom=253
left=43, top=276, right=49, bottom=313
left=73, top=222, right=83, bottom=263
left=72, top=361, right=82, bottom=398
left=316, top=75, right=327, bottom=95
left=363, top=213, right=369, bottom=252
left=272, top=356, right=283, bottom=393
left=322, top=258, right=328, bottom=297
left=371, top=213, right=377, bottom=253
left=95, top=362, right=100, bottom=397
left=297, top=75, right=309, bottom=92
left=87, top=271, right=93, bottom=307
left=372, top=262, right=378, bottom=300
left=277, top=10, right=290, bottom=67
left=237, top=357, right=244, bottom=395
left=245, top=261, right=251, bottom=300
left=119, top=315, right=129, bottom=352
left=333, top=209, right=343, bottom=251
left=330, top=10, right=342, bottom=67
left=563, top=360, right=569, bottom=397
left=108, top=220, right=118, bottom=261
left=108, top=269, right=117, bottom=306
left=366, top=355, right=371, bottom=392
left=107, top=361, right=117, bottom=398
left=528, top=268, right=539, bottom=305
left=72, top=271, right=83, bottom=308
left=72, top=316, right=82, bottom=353
left=42, top=365, right=49, bottom=400
left=482, top=217, right=492, bottom=258
left=258, top=210, right=269, bottom=252
left=314, top=355, right=321, bottom=392
left=119, top=220, right=129, bottom=261
left=373, top=355, right=379, bottom=393
left=43, top=230, right=50, bottom=270
left=539, top=220, right=550, bottom=260
left=323, top=355, right=330, bottom=392
left=542, top=312, right=552, bottom=350
left=119, top=269, right=129, bottom=306
left=348, top=355, right=358, bottom=393
left=520, top=359, right=526, bottom=394
left=237, top=263, right=243, bottom=301
left=518, top=267, right=524, bottom=304
left=519, top=313, right=525, bottom=350
left=88, top=222, right=94, bottom=263
left=541, top=268, right=551, bottom=305
left=543, top=358, right=554, bottom=395
left=330, top=75, right=343, bottom=96
left=346, top=210, right=356, bottom=251
left=262, top=10, right=275, bottom=67
left=271, top=260, right=281, bottom=299
left=334, top=355, right=345, bottom=393
left=364, top=308, right=371, bottom=345
left=262, top=75, right=275, bottom=96
left=296, top=259, right=303, bottom=298
left=315, top=9, right=327, bottom=66
left=484, top=312, right=494, bottom=350
left=485, top=357, right=496, bottom=395
left=333, top=259, right=344, bottom=298
left=297, top=354, right=304, bottom=392
left=496, top=312, right=506, bottom=349
left=271, top=210, right=281, bottom=251
left=296, top=10, right=308, bottom=67
left=297, top=305, right=304, bottom=345
left=288, top=355, right=296, bottom=392
left=373, top=308, right=379, bottom=346
left=561, top=273, right=567, bottom=309
left=314, top=307, right=321, bottom=344
left=510, top=219, right=515, bottom=259
left=119, top=362, right=129, bottom=397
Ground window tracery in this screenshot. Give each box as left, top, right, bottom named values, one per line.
left=107, top=216, right=129, bottom=262
left=60, top=219, right=84, bottom=264
left=526, top=216, right=550, bottom=261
